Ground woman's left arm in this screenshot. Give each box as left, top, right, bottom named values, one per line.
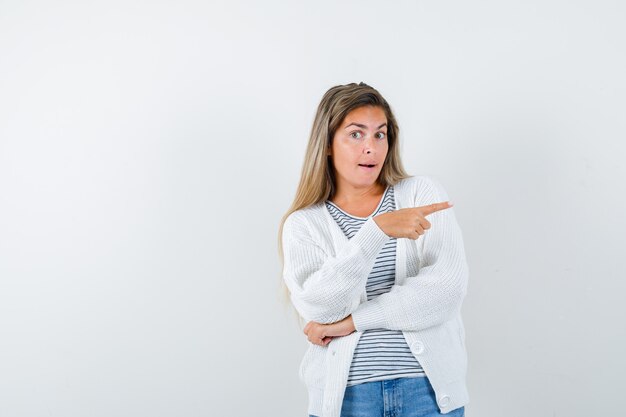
left=349, top=176, right=469, bottom=332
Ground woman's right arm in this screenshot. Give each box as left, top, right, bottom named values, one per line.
left=282, top=211, right=390, bottom=324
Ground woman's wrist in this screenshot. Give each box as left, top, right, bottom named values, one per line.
left=332, top=315, right=355, bottom=336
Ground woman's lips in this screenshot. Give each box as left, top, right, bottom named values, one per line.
left=358, top=164, right=377, bottom=170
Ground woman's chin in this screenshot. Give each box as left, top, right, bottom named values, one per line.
left=347, top=178, right=380, bottom=189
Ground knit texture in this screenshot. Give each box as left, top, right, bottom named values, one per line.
left=282, top=175, right=469, bottom=417
left=325, top=185, right=426, bottom=386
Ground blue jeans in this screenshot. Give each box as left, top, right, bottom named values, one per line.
left=309, top=376, right=465, bottom=417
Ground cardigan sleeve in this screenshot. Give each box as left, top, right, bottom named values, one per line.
left=282, top=209, right=390, bottom=324
left=350, top=176, right=469, bottom=332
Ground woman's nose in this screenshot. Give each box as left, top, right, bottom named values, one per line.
left=363, top=137, right=375, bottom=153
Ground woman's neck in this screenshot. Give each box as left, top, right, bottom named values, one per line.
left=331, top=182, right=385, bottom=206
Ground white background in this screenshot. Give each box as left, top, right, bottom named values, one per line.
left=1, top=1, right=625, bottom=416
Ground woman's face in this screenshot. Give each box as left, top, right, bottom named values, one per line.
left=329, top=105, right=389, bottom=191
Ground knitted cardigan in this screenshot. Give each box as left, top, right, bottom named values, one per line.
left=282, top=175, right=469, bottom=417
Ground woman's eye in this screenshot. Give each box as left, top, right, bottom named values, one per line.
left=350, top=131, right=363, bottom=139
left=376, top=132, right=386, bottom=139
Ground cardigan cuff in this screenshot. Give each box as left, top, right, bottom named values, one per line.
left=351, top=299, right=386, bottom=331
left=350, top=216, right=390, bottom=261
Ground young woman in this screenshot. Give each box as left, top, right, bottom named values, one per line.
left=278, top=82, right=469, bottom=417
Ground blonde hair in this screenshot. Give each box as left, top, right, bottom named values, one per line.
left=277, top=82, right=410, bottom=320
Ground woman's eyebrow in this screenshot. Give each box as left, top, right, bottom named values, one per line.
left=344, top=122, right=388, bottom=130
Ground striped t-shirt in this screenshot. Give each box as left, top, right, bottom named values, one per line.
left=325, top=185, right=426, bottom=386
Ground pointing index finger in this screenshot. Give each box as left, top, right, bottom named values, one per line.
left=420, top=201, right=453, bottom=216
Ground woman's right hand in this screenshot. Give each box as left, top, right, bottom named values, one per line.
left=373, top=202, right=453, bottom=240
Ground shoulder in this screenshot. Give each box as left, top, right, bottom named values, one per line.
left=285, top=202, right=325, bottom=225
left=282, top=202, right=326, bottom=237
left=393, top=175, right=450, bottom=204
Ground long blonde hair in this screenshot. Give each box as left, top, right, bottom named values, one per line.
left=277, top=82, right=410, bottom=317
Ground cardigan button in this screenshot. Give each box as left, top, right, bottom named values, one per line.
left=410, top=341, right=425, bottom=354
left=438, top=395, right=450, bottom=407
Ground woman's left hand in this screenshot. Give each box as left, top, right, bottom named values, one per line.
left=303, top=315, right=356, bottom=346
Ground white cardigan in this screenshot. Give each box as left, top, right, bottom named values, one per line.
left=282, top=175, right=469, bottom=417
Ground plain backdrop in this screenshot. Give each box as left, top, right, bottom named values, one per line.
left=1, top=1, right=625, bottom=416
